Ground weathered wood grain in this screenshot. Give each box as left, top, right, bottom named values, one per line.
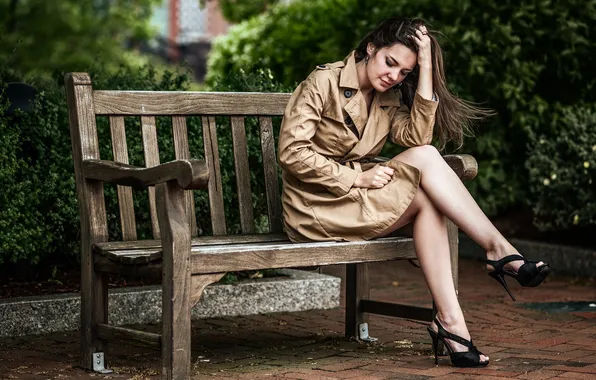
left=96, top=233, right=288, bottom=251
left=65, top=73, right=110, bottom=370
left=156, top=180, right=192, bottom=379
left=94, top=237, right=416, bottom=278
left=172, top=116, right=198, bottom=237
left=259, top=117, right=283, bottom=233
left=83, top=159, right=209, bottom=190
left=230, top=117, right=255, bottom=233
left=443, top=154, right=478, bottom=181
left=189, top=238, right=415, bottom=274
left=97, top=323, right=161, bottom=350
left=190, top=273, right=225, bottom=307
left=141, top=116, right=161, bottom=238
left=93, top=91, right=291, bottom=116
left=109, top=116, right=137, bottom=240
left=202, top=116, right=226, bottom=235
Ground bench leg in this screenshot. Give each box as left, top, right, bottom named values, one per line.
left=80, top=257, right=109, bottom=371
left=157, top=181, right=192, bottom=380
left=345, top=263, right=369, bottom=339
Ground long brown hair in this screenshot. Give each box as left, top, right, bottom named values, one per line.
left=355, top=17, right=494, bottom=150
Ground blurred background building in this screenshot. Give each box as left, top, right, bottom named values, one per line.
left=150, top=0, right=230, bottom=81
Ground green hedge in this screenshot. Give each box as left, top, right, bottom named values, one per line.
left=0, top=65, right=292, bottom=266
left=526, top=103, right=596, bottom=230
left=207, top=0, right=596, bottom=218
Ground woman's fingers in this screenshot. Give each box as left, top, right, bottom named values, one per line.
left=371, top=165, right=394, bottom=188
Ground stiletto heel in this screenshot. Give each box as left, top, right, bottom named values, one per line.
left=486, top=254, right=551, bottom=301
left=427, top=327, right=439, bottom=364
left=427, top=318, right=488, bottom=368
left=488, top=272, right=516, bottom=301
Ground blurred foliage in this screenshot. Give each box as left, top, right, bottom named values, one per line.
left=526, top=104, right=596, bottom=230
left=0, top=0, right=161, bottom=78
left=0, top=63, right=294, bottom=273
left=0, top=66, right=193, bottom=266
left=208, top=0, right=596, bottom=220
left=220, top=0, right=280, bottom=23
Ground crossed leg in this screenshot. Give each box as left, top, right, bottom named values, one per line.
left=374, top=144, right=544, bottom=364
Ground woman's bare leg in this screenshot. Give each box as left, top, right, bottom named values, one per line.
left=381, top=188, right=488, bottom=363
left=392, top=145, right=543, bottom=271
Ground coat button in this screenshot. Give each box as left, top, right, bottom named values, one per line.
left=344, top=116, right=352, bottom=125
left=344, top=89, right=353, bottom=98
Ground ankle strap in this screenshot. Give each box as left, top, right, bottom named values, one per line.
left=485, top=254, right=525, bottom=272
left=433, top=317, right=474, bottom=349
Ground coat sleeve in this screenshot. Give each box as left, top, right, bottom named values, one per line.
left=278, top=72, right=358, bottom=197
left=390, top=91, right=439, bottom=147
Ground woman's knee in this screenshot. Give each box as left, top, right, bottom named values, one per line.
left=399, top=145, right=442, bottom=170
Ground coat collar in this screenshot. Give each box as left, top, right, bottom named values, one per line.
left=339, top=51, right=360, bottom=90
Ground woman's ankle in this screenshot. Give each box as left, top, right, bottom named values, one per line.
left=485, top=241, right=519, bottom=261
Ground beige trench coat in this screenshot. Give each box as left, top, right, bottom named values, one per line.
left=278, top=51, right=438, bottom=242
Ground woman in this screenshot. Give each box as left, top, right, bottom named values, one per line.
left=277, top=17, right=550, bottom=368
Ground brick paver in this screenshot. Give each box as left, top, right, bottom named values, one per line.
left=0, top=258, right=595, bottom=379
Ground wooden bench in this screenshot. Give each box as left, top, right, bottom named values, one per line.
left=65, top=72, right=478, bottom=379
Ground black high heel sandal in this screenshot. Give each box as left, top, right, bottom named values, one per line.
left=427, top=318, right=489, bottom=368
left=486, top=254, right=551, bottom=301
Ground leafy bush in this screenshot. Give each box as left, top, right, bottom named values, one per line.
left=219, top=0, right=280, bottom=23
left=526, top=104, right=596, bottom=230
left=0, top=66, right=195, bottom=265
left=208, top=0, right=596, bottom=219
left=0, top=63, right=293, bottom=267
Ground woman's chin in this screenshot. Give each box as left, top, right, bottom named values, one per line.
left=374, top=84, right=390, bottom=93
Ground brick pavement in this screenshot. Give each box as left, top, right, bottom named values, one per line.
left=0, top=258, right=595, bottom=379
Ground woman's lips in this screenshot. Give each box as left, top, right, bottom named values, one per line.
left=380, top=79, right=392, bottom=87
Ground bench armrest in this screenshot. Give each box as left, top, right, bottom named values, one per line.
left=371, top=154, right=478, bottom=181
left=82, top=159, right=209, bottom=189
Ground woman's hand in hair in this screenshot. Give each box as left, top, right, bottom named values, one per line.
left=353, top=165, right=395, bottom=189
left=411, top=25, right=434, bottom=100
left=411, top=25, right=432, bottom=69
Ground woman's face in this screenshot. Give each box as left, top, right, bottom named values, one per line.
left=366, top=43, right=417, bottom=92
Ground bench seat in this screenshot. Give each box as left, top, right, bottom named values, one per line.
left=94, top=235, right=415, bottom=274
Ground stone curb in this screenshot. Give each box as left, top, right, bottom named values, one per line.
left=459, top=234, right=596, bottom=278
left=0, top=269, right=340, bottom=338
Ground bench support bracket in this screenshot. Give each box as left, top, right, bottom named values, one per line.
left=358, top=323, right=378, bottom=343
left=92, top=352, right=113, bottom=374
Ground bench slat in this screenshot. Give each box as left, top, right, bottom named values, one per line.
left=141, top=116, right=161, bottom=238
left=172, top=116, right=198, bottom=237
left=259, top=117, right=283, bottom=233
left=202, top=116, right=227, bottom=235
left=109, top=116, right=137, bottom=240
left=95, top=233, right=290, bottom=263
left=93, top=237, right=416, bottom=274
left=190, top=238, right=415, bottom=273
left=231, top=117, right=255, bottom=233
left=93, top=91, right=291, bottom=116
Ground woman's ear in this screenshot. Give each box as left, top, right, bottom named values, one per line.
left=366, top=42, right=376, bottom=56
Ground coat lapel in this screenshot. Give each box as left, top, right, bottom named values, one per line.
left=343, top=93, right=390, bottom=161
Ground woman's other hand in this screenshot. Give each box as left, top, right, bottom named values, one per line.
left=354, top=165, right=395, bottom=188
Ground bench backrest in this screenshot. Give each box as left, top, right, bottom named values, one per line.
left=66, top=73, right=292, bottom=244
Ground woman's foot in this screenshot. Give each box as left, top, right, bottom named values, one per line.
left=486, top=247, right=546, bottom=274
left=429, top=313, right=489, bottom=365
left=485, top=248, right=551, bottom=301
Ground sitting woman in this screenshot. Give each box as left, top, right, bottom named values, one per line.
left=277, top=16, right=550, bottom=368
